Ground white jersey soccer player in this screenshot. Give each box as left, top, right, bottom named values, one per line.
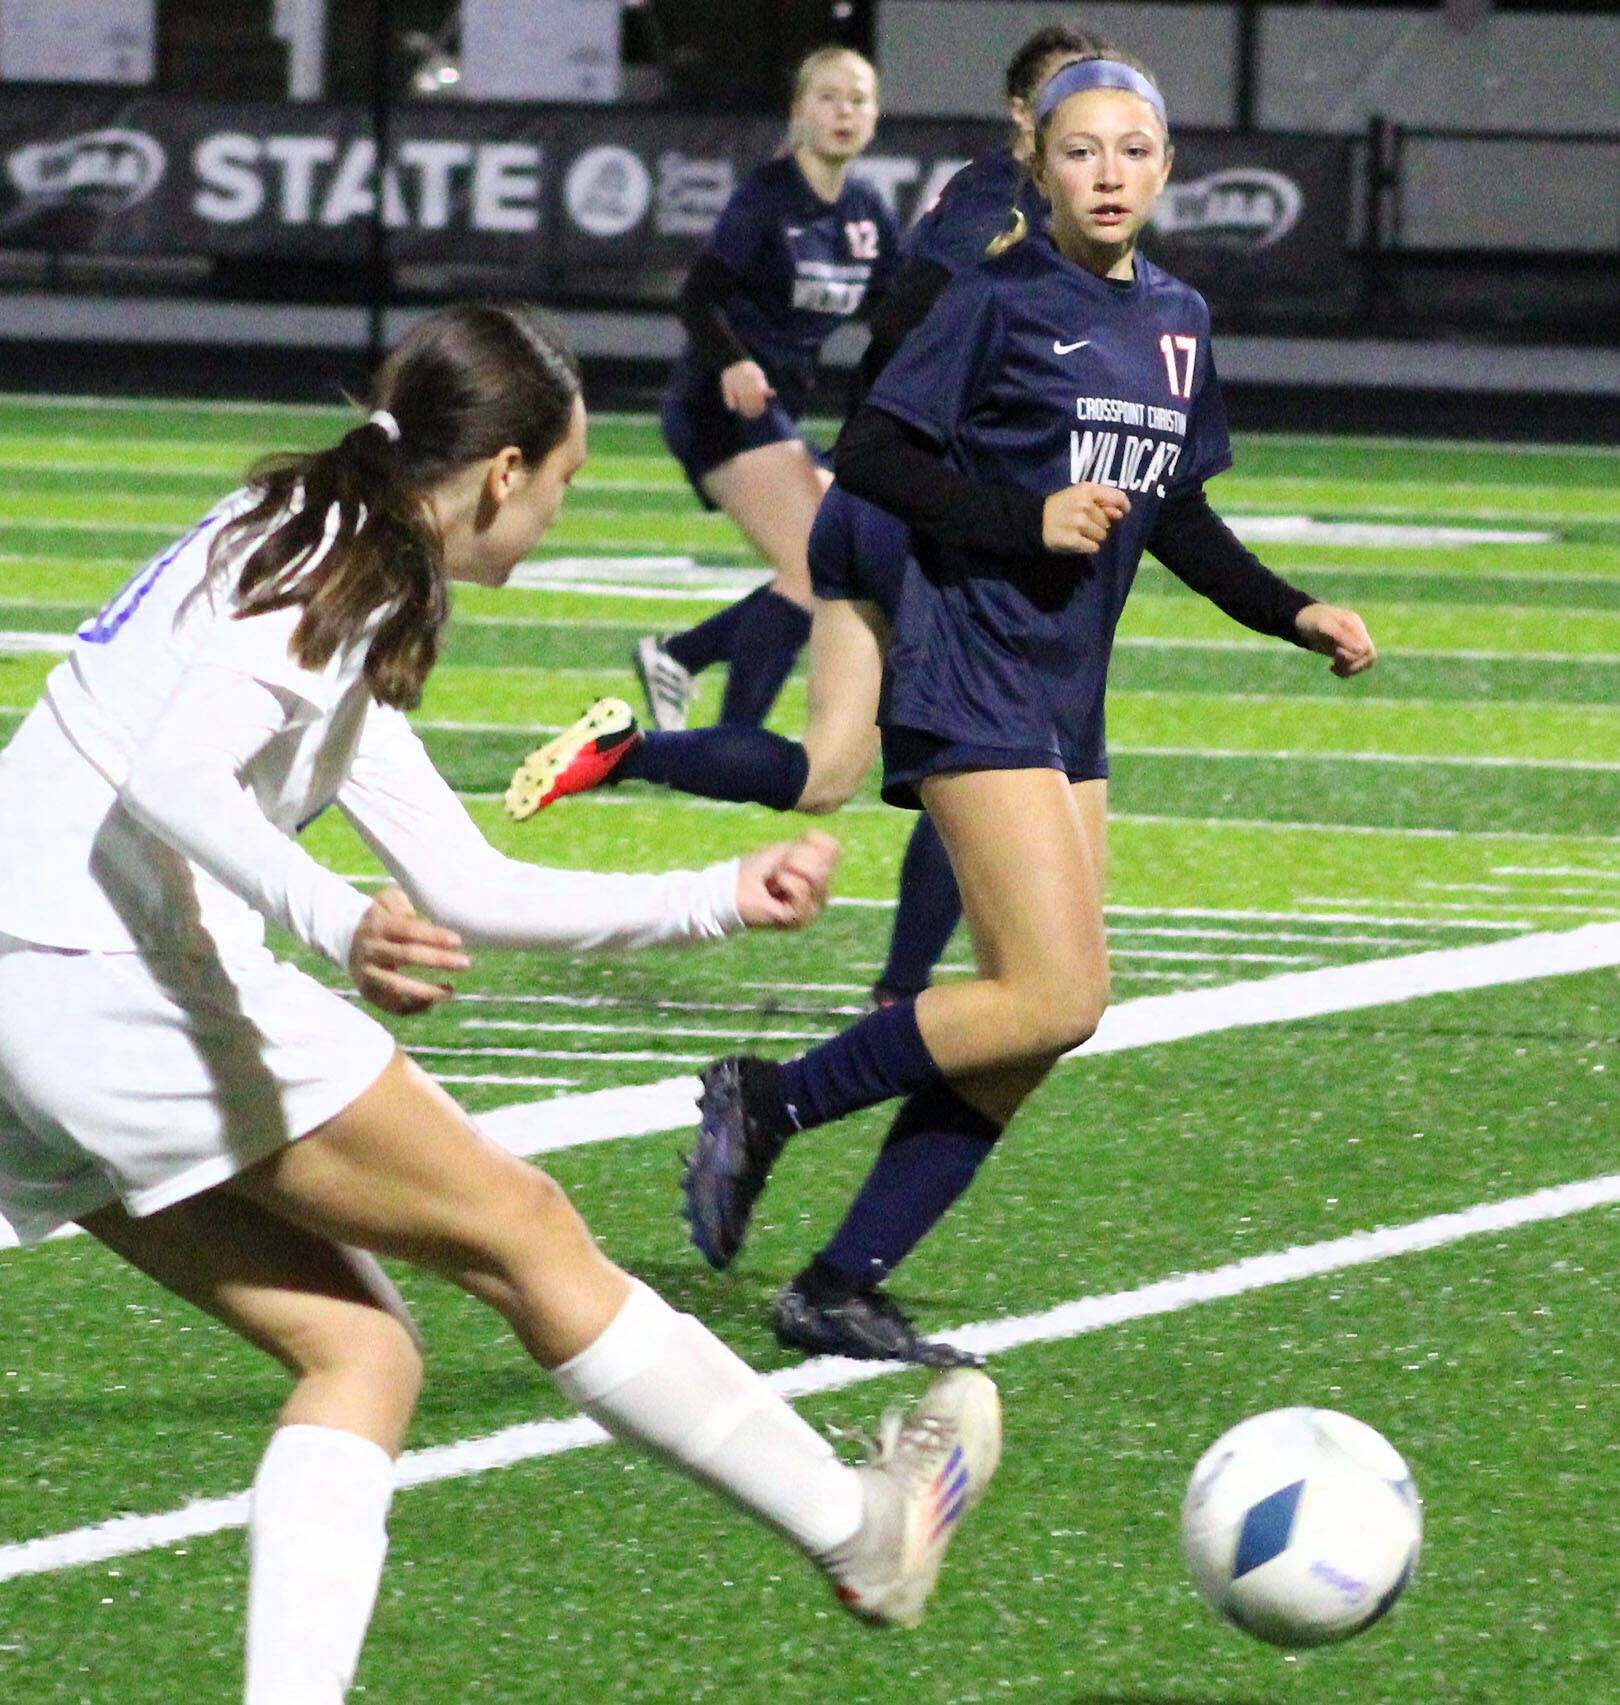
left=0, top=488, right=749, bottom=1236
left=0, top=303, right=1000, bottom=1704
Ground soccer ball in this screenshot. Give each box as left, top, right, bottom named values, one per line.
left=1180, top=1407, right=1422, bottom=1648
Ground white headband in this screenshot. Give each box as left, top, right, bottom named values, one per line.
left=367, top=408, right=402, bottom=443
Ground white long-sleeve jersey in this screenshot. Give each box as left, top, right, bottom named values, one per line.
left=0, top=496, right=742, bottom=966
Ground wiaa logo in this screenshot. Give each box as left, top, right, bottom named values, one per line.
left=1151, top=168, right=1301, bottom=250
left=564, top=145, right=651, bottom=238
left=6, top=128, right=166, bottom=212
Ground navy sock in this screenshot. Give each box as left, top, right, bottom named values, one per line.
left=719, top=589, right=812, bottom=726
left=777, top=995, right=941, bottom=1132
left=664, top=587, right=765, bottom=675
left=816, top=1081, right=1003, bottom=1287
left=878, top=814, right=962, bottom=997
left=618, top=727, right=810, bottom=811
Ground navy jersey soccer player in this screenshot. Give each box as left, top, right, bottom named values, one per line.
left=662, top=155, right=899, bottom=473
left=640, top=46, right=900, bottom=739
left=674, top=53, right=1378, bottom=1369
left=868, top=229, right=1231, bottom=797
left=907, top=145, right=1045, bottom=276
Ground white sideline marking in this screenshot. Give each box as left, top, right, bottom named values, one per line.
left=470, top=921, right=1620, bottom=1156
left=410, top=1045, right=714, bottom=1066
left=0, top=631, right=70, bottom=654
left=6, top=1167, right=1620, bottom=1585
left=1, top=918, right=1598, bottom=1247
left=840, top=896, right=1524, bottom=932
left=1496, top=866, right=1620, bottom=880
left=1109, top=948, right=1313, bottom=964
left=1223, top=515, right=1554, bottom=547
left=1300, top=895, right=1620, bottom=918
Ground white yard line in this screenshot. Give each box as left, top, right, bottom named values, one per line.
left=6, top=1165, right=1620, bottom=1584
left=451, top=990, right=868, bottom=1017
left=460, top=1018, right=837, bottom=1043
left=1109, top=812, right=1620, bottom=844
left=2, top=921, right=1619, bottom=1577
left=468, top=921, right=1620, bottom=1156
left=1107, top=925, right=1440, bottom=948
left=837, top=897, right=1526, bottom=931
left=428, top=1074, right=579, bottom=1089
left=1494, top=865, right=1620, bottom=880
left=1109, top=948, right=1314, bottom=964
left=1112, top=744, right=1620, bottom=772
left=1298, top=895, right=1620, bottom=917
left=408, top=1045, right=714, bottom=1066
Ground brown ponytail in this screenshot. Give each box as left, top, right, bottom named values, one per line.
left=212, top=302, right=580, bottom=711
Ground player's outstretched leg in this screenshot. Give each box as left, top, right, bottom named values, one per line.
left=770, top=1075, right=1031, bottom=1367
left=679, top=985, right=941, bottom=1268
left=505, top=698, right=642, bottom=819
left=240, top=1057, right=1002, bottom=1633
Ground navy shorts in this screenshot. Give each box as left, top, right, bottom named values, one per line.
left=880, top=724, right=1108, bottom=811
left=806, top=485, right=910, bottom=614
left=660, top=361, right=827, bottom=509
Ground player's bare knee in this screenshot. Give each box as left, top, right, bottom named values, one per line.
left=1016, top=972, right=1108, bottom=1055
left=794, top=774, right=858, bottom=814
left=281, top=1303, right=423, bottom=1400
left=493, top=1164, right=597, bottom=1271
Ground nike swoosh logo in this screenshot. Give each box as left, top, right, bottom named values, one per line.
left=1053, top=339, right=1091, bottom=355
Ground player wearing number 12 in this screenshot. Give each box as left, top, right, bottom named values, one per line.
left=638, top=45, right=900, bottom=734
left=680, top=53, right=1380, bottom=1360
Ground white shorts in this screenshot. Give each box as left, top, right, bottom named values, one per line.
left=0, top=933, right=396, bottom=1246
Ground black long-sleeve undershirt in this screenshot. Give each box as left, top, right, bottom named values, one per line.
left=1148, top=487, right=1315, bottom=643
left=835, top=404, right=1317, bottom=642
left=854, top=256, right=952, bottom=402
left=676, top=253, right=753, bottom=372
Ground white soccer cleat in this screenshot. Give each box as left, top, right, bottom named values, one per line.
left=824, top=1367, right=1002, bottom=1629
left=504, top=698, right=641, bottom=819
left=633, top=634, right=696, bottom=732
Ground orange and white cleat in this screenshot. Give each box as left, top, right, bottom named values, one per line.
left=504, top=697, right=642, bottom=819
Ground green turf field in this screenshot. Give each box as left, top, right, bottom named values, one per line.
left=2, top=395, right=1619, bottom=1703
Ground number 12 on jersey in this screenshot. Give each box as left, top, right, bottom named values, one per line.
left=1159, top=334, right=1197, bottom=399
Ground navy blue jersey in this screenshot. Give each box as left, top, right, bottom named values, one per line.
left=807, top=484, right=911, bottom=616
left=904, top=146, right=1045, bottom=276
left=702, top=155, right=900, bottom=402
left=867, top=232, right=1232, bottom=764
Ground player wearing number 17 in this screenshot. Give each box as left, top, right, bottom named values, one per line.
left=681, top=53, right=1380, bottom=1350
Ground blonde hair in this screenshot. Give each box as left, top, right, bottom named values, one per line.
left=785, top=45, right=879, bottom=150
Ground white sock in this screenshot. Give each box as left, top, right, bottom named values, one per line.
left=553, top=1279, right=864, bottom=1559
left=245, top=1423, right=395, bottom=1705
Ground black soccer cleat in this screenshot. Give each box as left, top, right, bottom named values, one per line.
left=680, top=1057, right=793, bottom=1270
left=772, top=1277, right=985, bottom=1368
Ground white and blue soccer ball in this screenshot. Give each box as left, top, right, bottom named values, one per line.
left=1180, top=1406, right=1422, bottom=1648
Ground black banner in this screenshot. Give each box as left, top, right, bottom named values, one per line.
left=0, top=94, right=1351, bottom=301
